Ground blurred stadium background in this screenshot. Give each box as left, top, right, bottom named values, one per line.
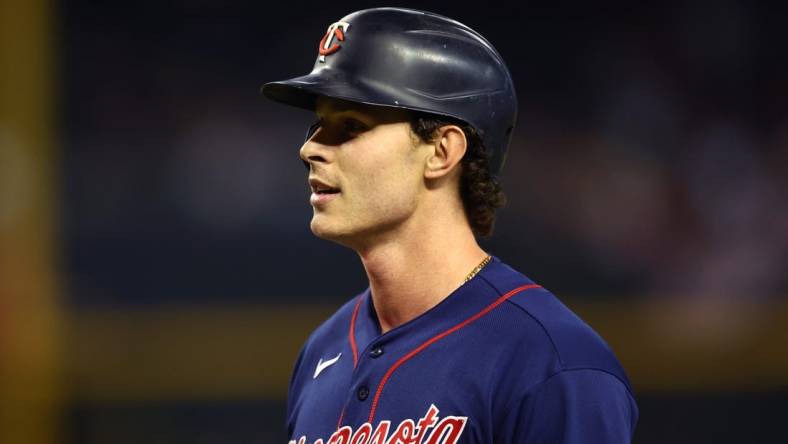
left=1, top=0, right=787, bottom=442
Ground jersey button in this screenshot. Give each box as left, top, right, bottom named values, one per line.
left=357, top=386, right=370, bottom=401
left=370, top=346, right=384, bottom=358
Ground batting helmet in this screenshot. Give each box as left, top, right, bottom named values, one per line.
left=261, top=7, right=517, bottom=176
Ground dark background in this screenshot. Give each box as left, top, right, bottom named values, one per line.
left=63, top=0, right=788, bottom=306
left=7, top=0, right=787, bottom=442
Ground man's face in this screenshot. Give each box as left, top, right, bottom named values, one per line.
left=299, top=96, right=430, bottom=248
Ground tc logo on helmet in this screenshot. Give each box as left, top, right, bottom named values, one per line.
left=318, top=21, right=350, bottom=62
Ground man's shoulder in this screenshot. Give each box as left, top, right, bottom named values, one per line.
left=481, top=258, right=634, bottom=393
left=302, top=290, right=366, bottom=349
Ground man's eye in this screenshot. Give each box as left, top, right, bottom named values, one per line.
left=343, top=118, right=369, bottom=133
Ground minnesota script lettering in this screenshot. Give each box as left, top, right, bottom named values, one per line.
left=289, top=404, right=468, bottom=444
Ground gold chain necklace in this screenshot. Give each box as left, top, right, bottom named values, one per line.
left=463, top=255, right=492, bottom=283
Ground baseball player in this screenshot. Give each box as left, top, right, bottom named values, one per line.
left=262, top=7, right=638, bottom=444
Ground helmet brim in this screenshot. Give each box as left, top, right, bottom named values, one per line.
left=261, top=69, right=475, bottom=123
left=261, top=69, right=387, bottom=113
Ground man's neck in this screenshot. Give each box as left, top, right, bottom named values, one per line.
left=356, top=209, right=487, bottom=333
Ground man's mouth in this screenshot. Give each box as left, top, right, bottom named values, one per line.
left=309, top=177, right=341, bottom=207
left=314, top=186, right=341, bottom=195
left=309, top=177, right=341, bottom=195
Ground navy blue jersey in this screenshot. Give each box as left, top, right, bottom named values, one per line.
left=286, top=257, right=638, bottom=443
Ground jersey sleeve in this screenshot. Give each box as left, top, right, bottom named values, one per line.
left=498, top=368, right=638, bottom=443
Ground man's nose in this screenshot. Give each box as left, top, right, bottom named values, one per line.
left=299, top=120, right=355, bottom=167
left=299, top=126, right=329, bottom=167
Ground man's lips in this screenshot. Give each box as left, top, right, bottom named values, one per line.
left=308, top=177, right=341, bottom=207
left=309, top=177, right=341, bottom=194
left=310, top=191, right=340, bottom=206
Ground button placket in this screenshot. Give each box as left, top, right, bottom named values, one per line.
left=370, top=345, right=384, bottom=358
left=356, top=385, right=370, bottom=401
left=346, top=344, right=384, bottom=410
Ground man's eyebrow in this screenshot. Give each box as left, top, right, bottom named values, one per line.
left=324, top=101, right=357, bottom=112
left=315, top=98, right=377, bottom=116
left=315, top=106, right=372, bottom=120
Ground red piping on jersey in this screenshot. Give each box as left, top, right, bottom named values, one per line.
left=336, top=407, right=346, bottom=430
left=338, top=294, right=363, bottom=429
left=367, top=283, right=542, bottom=423
left=349, top=295, right=364, bottom=368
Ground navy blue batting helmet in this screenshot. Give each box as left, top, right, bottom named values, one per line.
left=261, top=7, right=517, bottom=176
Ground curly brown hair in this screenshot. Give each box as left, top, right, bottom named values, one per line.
left=409, top=113, right=507, bottom=238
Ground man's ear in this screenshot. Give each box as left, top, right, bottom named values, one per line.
left=424, top=125, right=467, bottom=179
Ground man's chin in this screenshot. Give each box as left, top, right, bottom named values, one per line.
left=310, top=217, right=344, bottom=241
left=309, top=217, right=361, bottom=248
